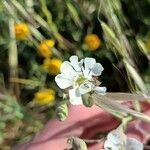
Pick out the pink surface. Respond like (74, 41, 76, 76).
(14, 102, 150, 150)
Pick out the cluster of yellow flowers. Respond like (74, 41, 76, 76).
(38, 40, 62, 75)
(14, 23, 61, 105)
(37, 39, 62, 75)
(14, 22, 62, 75)
(14, 23, 102, 106)
(34, 89, 56, 105)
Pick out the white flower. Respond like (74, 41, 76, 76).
(104, 129, 143, 150)
(55, 55, 106, 105)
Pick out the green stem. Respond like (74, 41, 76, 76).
(93, 97, 124, 120)
(39, 0, 67, 49)
(25, 0, 34, 13)
(120, 115, 132, 131)
(8, 17, 20, 98)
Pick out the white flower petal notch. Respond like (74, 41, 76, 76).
(55, 55, 106, 105)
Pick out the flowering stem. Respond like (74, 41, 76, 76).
(92, 92, 150, 122)
(120, 116, 132, 131)
(93, 93, 126, 120)
(83, 138, 104, 144)
(132, 100, 141, 112)
(94, 101, 124, 120)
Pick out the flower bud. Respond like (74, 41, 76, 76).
(82, 94, 94, 107)
(68, 137, 87, 150)
(56, 103, 68, 121)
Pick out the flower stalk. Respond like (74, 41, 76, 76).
(92, 92, 150, 122)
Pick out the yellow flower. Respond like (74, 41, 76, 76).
(84, 34, 101, 50)
(38, 40, 55, 58)
(15, 23, 30, 40)
(42, 58, 62, 75)
(34, 89, 56, 105)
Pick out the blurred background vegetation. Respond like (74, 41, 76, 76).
(0, 0, 150, 149)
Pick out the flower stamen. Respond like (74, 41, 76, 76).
(74, 74, 87, 86)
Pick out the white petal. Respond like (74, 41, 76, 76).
(104, 140, 119, 150)
(127, 138, 143, 150)
(83, 57, 96, 77)
(60, 61, 77, 79)
(107, 130, 121, 145)
(70, 55, 78, 62)
(107, 130, 126, 145)
(90, 63, 104, 76)
(55, 74, 73, 89)
(69, 55, 82, 72)
(84, 57, 96, 69)
(69, 88, 83, 105)
(79, 82, 94, 94)
(79, 59, 84, 68)
(94, 86, 106, 94)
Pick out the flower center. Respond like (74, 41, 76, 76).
(74, 74, 87, 86)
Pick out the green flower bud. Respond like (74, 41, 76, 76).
(68, 137, 88, 150)
(82, 94, 94, 107)
(56, 103, 68, 121)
